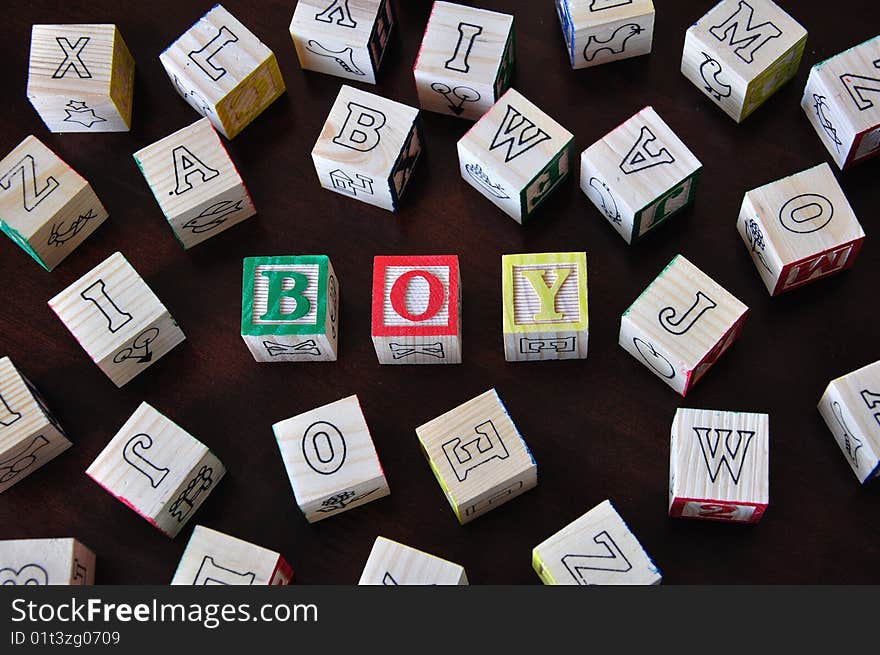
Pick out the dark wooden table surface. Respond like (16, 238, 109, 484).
(1, 0, 878, 585)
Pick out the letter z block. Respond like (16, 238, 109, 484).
(0, 538, 95, 585)
(416, 388, 537, 524)
(555, 0, 655, 69)
(359, 536, 467, 585)
(619, 254, 748, 396)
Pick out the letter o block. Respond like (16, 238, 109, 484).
(555, 0, 655, 69)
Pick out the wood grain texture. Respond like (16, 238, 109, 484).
(358, 536, 467, 584)
(0, 537, 95, 585)
(556, 0, 655, 70)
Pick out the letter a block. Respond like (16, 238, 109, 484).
(532, 499, 661, 585)
(416, 389, 537, 524)
(171, 525, 293, 585)
(737, 163, 864, 296)
(0, 357, 71, 494)
(682, 0, 807, 123)
(502, 252, 588, 362)
(48, 252, 186, 387)
(133, 118, 256, 249)
(555, 0, 655, 69)
(0, 538, 95, 585)
(371, 255, 461, 365)
(669, 408, 769, 523)
(619, 255, 748, 396)
(359, 537, 468, 585)
(160, 4, 286, 139)
(274, 395, 389, 523)
(458, 88, 573, 224)
(0, 136, 109, 271)
(86, 402, 225, 538)
(240, 255, 339, 362)
(580, 106, 701, 244)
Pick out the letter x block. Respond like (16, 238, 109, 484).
(133, 118, 256, 249)
(533, 499, 661, 585)
(737, 163, 865, 296)
(171, 525, 293, 585)
(0, 538, 95, 585)
(619, 255, 748, 396)
(580, 106, 701, 244)
(669, 408, 769, 523)
(274, 395, 389, 523)
(359, 537, 468, 585)
(0, 357, 71, 494)
(458, 88, 573, 224)
(818, 360, 880, 484)
(682, 0, 807, 123)
(86, 402, 225, 538)
(0, 136, 109, 271)
(160, 4, 286, 139)
(555, 0, 655, 69)
(502, 252, 588, 362)
(48, 252, 186, 387)
(416, 389, 537, 524)
(240, 255, 339, 362)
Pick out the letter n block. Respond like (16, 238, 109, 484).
(86, 402, 225, 538)
(555, 0, 655, 69)
(502, 252, 588, 362)
(359, 537, 468, 585)
(0, 538, 95, 585)
(371, 255, 461, 365)
(240, 255, 339, 362)
(416, 389, 537, 524)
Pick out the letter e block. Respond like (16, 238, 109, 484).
(0, 538, 95, 585)
(359, 536, 467, 585)
(555, 0, 655, 69)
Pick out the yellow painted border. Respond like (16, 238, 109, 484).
(109, 26, 136, 129)
(531, 549, 557, 585)
(502, 252, 588, 334)
(217, 53, 286, 139)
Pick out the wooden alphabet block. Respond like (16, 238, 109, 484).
(358, 536, 467, 585)
(801, 35, 880, 169)
(416, 388, 536, 524)
(413, 2, 515, 120)
(240, 255, 339, 362)
(501, 252, 588, 362)
(48, 252, 186, 387)
(0, 136, 109, 271)
(171, 525, 293, 585)
(580, 106, 701, 244)
(532, 499, 661, 585)
(289, 0, 395, 84)
(669, 408, 769, 523)
(818, 360, 880, 484)
(274, 395, 389, 522)
(0, 357, 71, 494)
(27, 24, 135, 133)
(86, 402, 225, 538)
(555, 0, 655, 69)
(681, 0, 807, 122)
(0, 538, 94, 585)
(133, 118, 256, 249)
(159, 4, 286, 139)
(312, 85, 422, 212)
(458, 88, 573, 223)
(619, 254, 748, 396)
(737, 163, 864, 296)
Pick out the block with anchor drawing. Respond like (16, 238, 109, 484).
(359, 536, 468, 585)
(0, 538, 95, 585)
(555, 0, 654, 69)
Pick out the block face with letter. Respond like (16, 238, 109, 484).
(359, 536, 467, 585)
(0, 538, 95, 585)
(555, 0, 655, 69)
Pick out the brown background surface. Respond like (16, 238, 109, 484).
(0, 0, 878, 584)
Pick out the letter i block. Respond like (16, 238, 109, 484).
(532, 499, 661, 585)
(416, 389, 537, 524)
(458, 88, 573, 224)
(371, 255, 461, 365)
(133, 118, 256, 249)
(0, 136, 109, 271)
(171, 526, 293, 585)
(619, 255, 748, 396)
(818, 360, 880, 484)
(274, 395, 390, 523)
(502, 252, 588, 362)
(580, 106, 701, 244)
(555, 0, 655, 69)
(159, 4, 286, 139)
(240, 255, 339, 362)
(413, 2, 515, 120)
(0, 538, 95, 585)
(669, 408, 769, 523)
(681, 0, 807, 123)
(48, 252, 186, 387)
(359, 537, 468, 585)
(0, 357, 71, 494)
(86, 402, 225, 538)
(737, 163, 865, 296)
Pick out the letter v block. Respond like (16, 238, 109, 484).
(359, 537, 468, 585)
(48, 252, 186, 387)
(555, 0, 655, 69)
(416, 389, 537, 524)
(240, 255, 339, 362)
(669, 408, 769, 523)
(0, 538, 95, 585)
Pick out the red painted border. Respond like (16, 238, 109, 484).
(773, 236, 865, 295)
(269, 556, 294, 585)
(844, 124, 880, 169)
(669, 497, 767, 524)
(683, 311, 748, 396)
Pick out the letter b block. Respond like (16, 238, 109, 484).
(0, 538, 95, 585)
(555, 0, 655, 69)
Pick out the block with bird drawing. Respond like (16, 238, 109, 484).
(555, 0, 654, 69)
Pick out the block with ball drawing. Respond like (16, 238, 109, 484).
(555, 0, 655, 69)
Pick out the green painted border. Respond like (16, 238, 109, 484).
(0, 220, 47, 270)
(519, 137, 575, 221)
(631, 168, 702, 242)
(240, 255, 328, 336)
